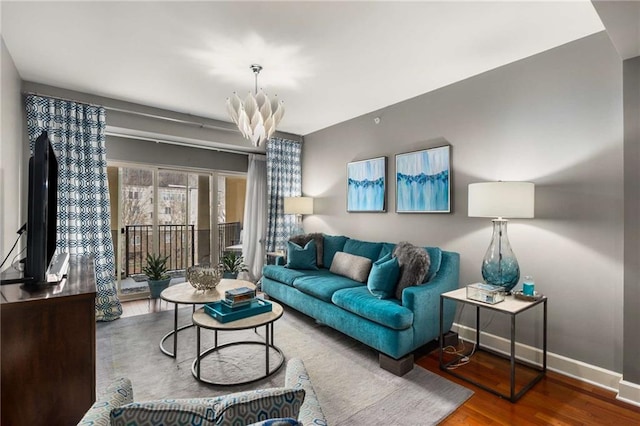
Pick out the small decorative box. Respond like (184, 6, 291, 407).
(224, 286, 256, 304)
(466, 283, 505, 304)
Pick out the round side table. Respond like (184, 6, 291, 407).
(159, 279, 256, 358)
(191, 300, 284, 386)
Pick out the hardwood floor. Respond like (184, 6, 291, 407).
(119, 299, 640, 424)
(415, 343, 640, 425)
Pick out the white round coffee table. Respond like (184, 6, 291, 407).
(159, 279, 256, 358)
(191, 300, 284, 386)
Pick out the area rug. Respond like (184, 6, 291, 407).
(97, 305, 473, 425)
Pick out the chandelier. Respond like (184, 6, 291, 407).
(226, 64, 285, 147)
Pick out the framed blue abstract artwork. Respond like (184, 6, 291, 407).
(347, 156, 387, 212)
(396, 145, 451, 213)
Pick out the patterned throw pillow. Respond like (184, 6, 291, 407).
(214, 388, 305, 425)
(110, 398, 219, 426)
(330, 251, 373, 283)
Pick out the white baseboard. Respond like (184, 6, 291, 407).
(618, 380, 640, 407)
(451, 323, 639, 405)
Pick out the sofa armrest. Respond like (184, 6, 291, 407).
(77, 377, 133, 426)
(285, 358, 326, 426)
(402, 251, 460, 344)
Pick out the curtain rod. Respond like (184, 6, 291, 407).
(23, 90, 239, 134)
(23, 90, 304, 143)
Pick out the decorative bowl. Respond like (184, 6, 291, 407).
(187, 264, 223, 291)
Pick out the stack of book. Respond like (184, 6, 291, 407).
(222, 286, 257, 309)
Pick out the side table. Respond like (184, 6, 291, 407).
(439, 287, 547, 402)
(159, 279, 256, 358)
(191, 301, 285, 386)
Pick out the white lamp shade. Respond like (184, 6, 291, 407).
(468, 182, 535, 218)
(284, 197, 314, 215)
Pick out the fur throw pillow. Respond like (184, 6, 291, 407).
(392, 241, 430, 299)
(288, 233, 324, 267)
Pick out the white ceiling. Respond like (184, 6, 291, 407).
(2, 1, 605, 137)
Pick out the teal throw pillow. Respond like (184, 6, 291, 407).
(322, 234, 348, 268)
(286, 240, 318, 270)
(367, 253, 400, 299)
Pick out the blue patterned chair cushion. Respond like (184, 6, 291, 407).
(285, 359, 327, 426)
(78, 377, 133, 426)
(215, 387, 305, 425)
(110, 398, 220, 426)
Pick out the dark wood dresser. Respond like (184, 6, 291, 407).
(1, 256, 97, 425)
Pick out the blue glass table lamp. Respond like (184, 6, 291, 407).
(468, 182, 535, 292)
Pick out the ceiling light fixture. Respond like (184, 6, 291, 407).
(226, 64, 285, 147)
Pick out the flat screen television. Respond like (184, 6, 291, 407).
(24, 131, 59, 285)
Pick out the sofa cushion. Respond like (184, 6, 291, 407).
(332, 286, 414, 330)
(323, 234, 348, 268)
(367, 253, 400, 299)
(293, 271, 364, 303)
(289, 233, 324, 268)
(263, 265, 307, 286)
(378, 242, 396, 260)
(330, 252, 372, 283)
(393, 242, 430, 299)
(286, 240, 318, 270)
(110, 398, 220, 426)
(423, 246, 442, 282)
(343, 238, 382, 262)
(214, 388, 305, 426)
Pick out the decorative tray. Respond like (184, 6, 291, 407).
(204, 298, 272, 323)
(512, 290, 544, 302)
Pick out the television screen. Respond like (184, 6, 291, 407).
(24, 131, 58, 284)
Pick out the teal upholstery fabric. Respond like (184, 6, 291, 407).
(110, 398, 219, 425)
(285, 359, 326, 426)
(262, 265, 306, 286)
(78, 377, 133, 426)
(343, 238, 382, 262)
(322, 234, 348, 268)
(423, 246, 443, 282)
(378, 242, 396, 260)
(332, 286, 413, 330)
(286, 240, 318, 270)
(214, 388, 305, 425)
(293, 272, 363, 303)
(367, 253, 400, 299)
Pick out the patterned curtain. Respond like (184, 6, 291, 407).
(25, 95, 122, 321)
(266, 137, 302, 252)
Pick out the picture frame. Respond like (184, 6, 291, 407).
(395, 145, 451, 213)
(347, 156, 387, 212)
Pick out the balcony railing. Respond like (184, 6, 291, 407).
(125, 225, 195, 276)
(123, 222, 242, 276)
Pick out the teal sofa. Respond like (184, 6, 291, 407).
(262, 236, 460, 374)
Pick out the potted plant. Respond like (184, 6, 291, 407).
(221, 251, 248, 279)
(142, 253, 171, 298)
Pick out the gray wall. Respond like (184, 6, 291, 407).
(303, 32, 625, 372)
(106, 135, 248, 172)
(1, 37, 26, 262)
(623, 55, 640, 383)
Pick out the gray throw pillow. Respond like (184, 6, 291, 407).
(289, 233, 324, 267)
(330, 252, 372, 283)
(392, 242, 430, 299)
